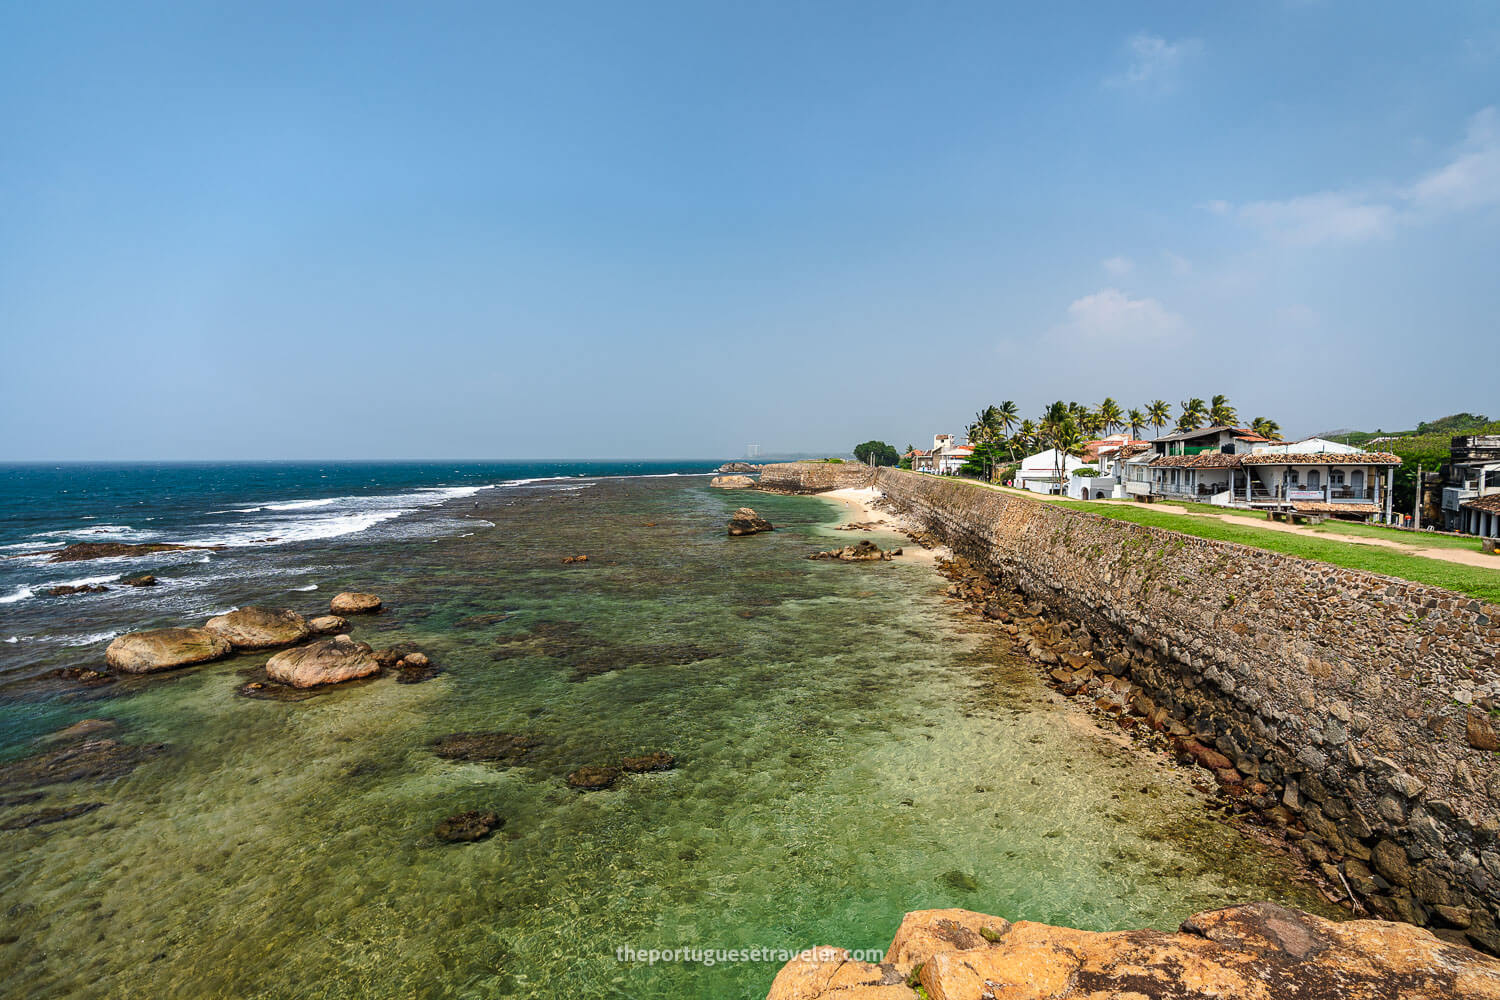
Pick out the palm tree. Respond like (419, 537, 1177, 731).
(1015, 419, 1038, 455)
(995, 400, 1019, 460)
(1040, 401, 1073, 491)
(1050, 417, 1086, 495)
(1251, 417, 1283, 440)
(1146, 400, 1171, 439)
(1079, 410, 1105, 438)
(1209, 394, 1238, 427)
(1127, 408, 1146, 440)
(1177, 397, 1208, 432)
(1098, 398, 1124, 436)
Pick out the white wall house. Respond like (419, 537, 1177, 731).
(1015, 449, 1087, 495)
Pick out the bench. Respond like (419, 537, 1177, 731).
(1267, 510, 1324, 526)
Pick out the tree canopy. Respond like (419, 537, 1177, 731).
(853, 440, 900, 466)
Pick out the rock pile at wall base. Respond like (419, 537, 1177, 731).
(765, 902, 1500, 999)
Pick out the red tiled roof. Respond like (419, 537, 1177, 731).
(1462, 494, 1500, 514)
(1233, 433, 1271, 442)
(1291, 501, 1381, 514)
(1242, 452, 1402, 466)
(1149, 453, 1244, 469)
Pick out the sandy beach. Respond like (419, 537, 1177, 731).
(817, 485, 948, 565)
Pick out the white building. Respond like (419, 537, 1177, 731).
(1015, 448, 1088, 495)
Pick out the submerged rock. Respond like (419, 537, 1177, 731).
(765, 901, 1500, 1000)
(48, 584, 109, 596)
(120, 573, 157, 587)
(710, 475, 755, 489)
(307, 615, 347, 636)
(434, 809, 503, 843)
(621, 751, 676, 773)
(205, 607, 310, 649)
(264, 635, 379, 688)
(561, 554, 589, 564)
(329, 592, 382, 615)
(0, 738, 167, 792)
(105, 628, 233, 674)
(808, 540, 897, 562)
(45, 541, 222, 563)
(432, 731, 543, 765)
(727, 507, 773, 536)
(566, 765, 621, 790)
(0, 801, 105, 830)
(50, 667, 115, 687)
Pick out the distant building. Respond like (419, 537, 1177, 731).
(1440, 436, 1500, 532)
(912, 434, 972, 475)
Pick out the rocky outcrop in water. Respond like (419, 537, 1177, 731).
(621, 751, 676, 773)
(711, 475, 755, 489)
(0, 737, 167, 792)
(330, 592, 382, 615)
(45, 541, 222, 562)
(432, 731, 543, 765)
(434, 809, 503, 843)
(716, 462, 761, 474)
(204, 607, 310, 649)
(728, 507, 774, 536)
(105, 628, 233, 673)
(566, 765, 620, 790)
(307, 615, 346, 635)
(808, 540, 900, 562)
(120, 573, 157, 587)
(265, 635, 379, 688)
(48, 583, 109, 596)
(766, 902, 1500, 999)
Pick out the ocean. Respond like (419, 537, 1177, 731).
(0, 462, 1334, 998)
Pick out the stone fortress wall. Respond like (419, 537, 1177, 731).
(852, 466, 1500, 952)
(756, 462, 877, 494)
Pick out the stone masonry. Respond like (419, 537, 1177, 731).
(861, 466, 1500, 953)
(757, 462, 876, 494)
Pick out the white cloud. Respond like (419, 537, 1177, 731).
(1106, 33, 1202, 93)
(1406, 107, 1500, 213)
(1216, 107, 1500, 245)
(1237, 192, 1395, 246)
(1102, 255, 1133, 276)
(1055, 288, 1186, 342)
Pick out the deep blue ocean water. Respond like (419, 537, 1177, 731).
(0, 461, 715, 684)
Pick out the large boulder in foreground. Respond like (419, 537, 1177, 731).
(765, 902, 1500, 999)
(710, 475, 755, 489)
(727, 507, 774, 536)
(330, 592, 382, 615)
(204, 607, 310, 649)
(265, 635, 379, 688)
(105, 628, 232, 674)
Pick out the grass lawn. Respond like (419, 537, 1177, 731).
(962, 483, 1500, 603)
(1143, 498, 1484, 551)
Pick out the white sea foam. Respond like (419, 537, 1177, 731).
(55, 630, 121, 647)
(293, 584, 318, 591)
(0, 586, 34, 605)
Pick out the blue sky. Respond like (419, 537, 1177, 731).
(2, 1, 1497, 459)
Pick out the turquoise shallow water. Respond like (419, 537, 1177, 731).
(0, 476, 1335, 998)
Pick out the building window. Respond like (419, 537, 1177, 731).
(1288, 469, 1299, 486)
(1329, 470, 1344, 486)
(1307, 470, 1321, 489)
(1352, 470, 1364, 492)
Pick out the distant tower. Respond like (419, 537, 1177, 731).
(747, 443, 761, 459)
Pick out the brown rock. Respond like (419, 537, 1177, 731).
(204, 607, 310, 649)
(264, 635, 379, 688)
(1467, 711, 1500, 752)
(120, 573, 157, 587)
(48, 584, 109, 596)
(329, 592, 382, 615)
(769, 901, 1500, 1000)
(561, 554, 589, 564)
(710, 475, 755, 488)
(307, 615, 347, 635)
(621, 751, 675, 773)
(105, 628, 233, 673)
(433, 809, 502, 843)
(400, 651, 430, 669)
(45, 541, 221, 563)
(884, 909, 1012, 976)
(565, 765, 621, 790)
(727, 507, 774, 536)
